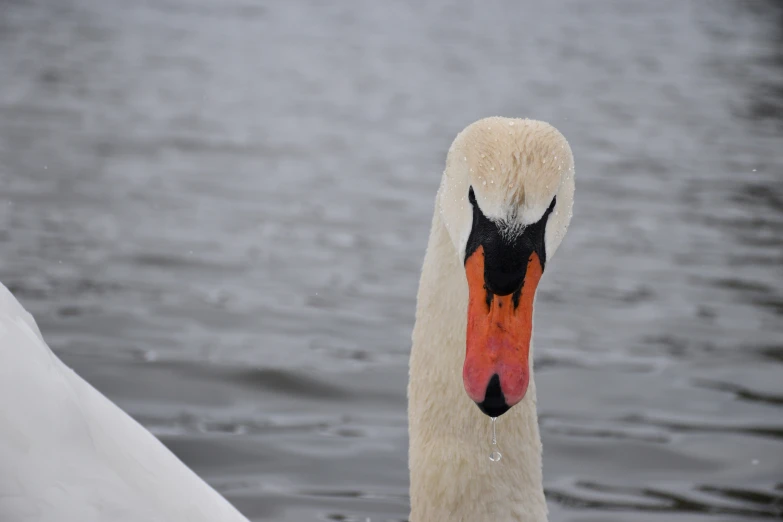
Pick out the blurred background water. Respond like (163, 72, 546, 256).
(1, 0, 782, 520)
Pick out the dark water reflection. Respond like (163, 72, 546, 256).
(1, 0, 782, 521)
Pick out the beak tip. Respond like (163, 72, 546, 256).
(476, 400, 511, 417)
(475, 374, 512, 417)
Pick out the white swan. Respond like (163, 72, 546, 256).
(0, 285, 248, 521)
(408, 117, 575, 522)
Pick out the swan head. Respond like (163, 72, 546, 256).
(438, 117, 575, 417)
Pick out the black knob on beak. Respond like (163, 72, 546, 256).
(477, 374, 510, 417)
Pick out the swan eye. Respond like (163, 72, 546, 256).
(464, 187, 556, 296)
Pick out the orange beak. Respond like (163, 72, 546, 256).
(463, 245, 543, 416)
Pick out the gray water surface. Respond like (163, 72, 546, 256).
(1, 0, 782, 520)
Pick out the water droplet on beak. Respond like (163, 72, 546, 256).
(489, 417, 502, 462)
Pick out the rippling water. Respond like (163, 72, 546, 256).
(1, 0, 782, 520)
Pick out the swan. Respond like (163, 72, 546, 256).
(408, 117, 575, 522)
(0, 285, 248, 521)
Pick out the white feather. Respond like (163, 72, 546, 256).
(0, 283, 248, 522)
